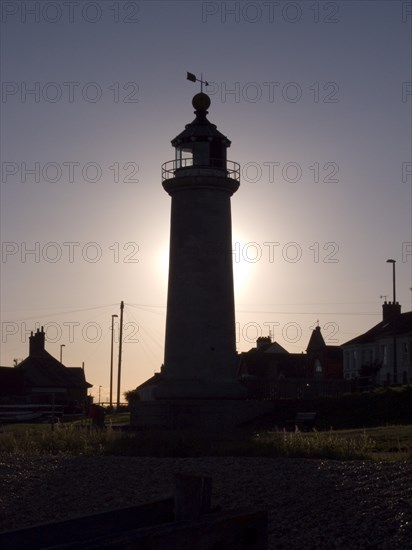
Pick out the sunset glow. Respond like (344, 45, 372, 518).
(1, 1, 411, 400)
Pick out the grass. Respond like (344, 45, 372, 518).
(71, 411, 131, 428)
(0, 422, 117, 455)
(3, 388, 411, 459)
(0, 421, 410, 461)
(254, 429, 375, 460)
(106, 411, 130, 425)
(327, 424, 412, 460)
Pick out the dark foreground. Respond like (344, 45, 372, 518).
(0, 455, 411, 549)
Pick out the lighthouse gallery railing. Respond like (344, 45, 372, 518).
(162, 158, 240, 183)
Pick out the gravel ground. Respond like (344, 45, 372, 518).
(0, 455, 411, 549)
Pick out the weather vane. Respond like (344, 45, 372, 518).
(187, 72, 209, 93)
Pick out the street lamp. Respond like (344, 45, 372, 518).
(98, 385, 102, 405)
(386, 259, 396, 303)
(110, 314, 118, 409)
(60, 344, 65, 363)
(386, 259, 397, 384)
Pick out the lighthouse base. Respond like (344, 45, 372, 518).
(130, 399, 273, 430)
(153, 378, 247, 400)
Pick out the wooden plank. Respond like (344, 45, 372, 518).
(0, 476, 268, 550)
(174, 473, 212, 521)
(42, 509, 268, 549)
(0, 497, 174, 550)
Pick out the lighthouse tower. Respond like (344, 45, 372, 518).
(156, 91, 245, 400)
(130, 89, 273, 428)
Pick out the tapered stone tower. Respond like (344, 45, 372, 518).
(131, 92, 271, 428)
(156, 91, 244, 400)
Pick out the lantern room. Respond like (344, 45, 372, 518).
(171, 92, 231, 171)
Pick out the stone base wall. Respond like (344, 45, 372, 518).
(130, 399, 273, 430)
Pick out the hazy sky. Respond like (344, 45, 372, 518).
(1, 0, 411, 400)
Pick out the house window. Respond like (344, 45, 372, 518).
(314, 359, 322, 378)
(175, 147, 193, 168)
(193, 142, 210, 166)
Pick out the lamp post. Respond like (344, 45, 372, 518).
(60, 344, 65, 363)
(386, 259, 396, 303)
(386, 259, 397, 384)
(109, 314, 118, 409)
(98, 385, 102, 405)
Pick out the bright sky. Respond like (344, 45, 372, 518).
(1, 1, 411, 401)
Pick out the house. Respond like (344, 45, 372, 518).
(306, 325, 343, 379)
(0, 327, 92, 412)
(238, 327, 346, 399)
(240, 327, 343, 381)
(131, 327, 347, 401)
(238, 336, 306, 381)
(341, 302, 412, 386)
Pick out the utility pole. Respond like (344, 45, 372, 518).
(110, 314, 118, 409)
(116, 301, 124, 408)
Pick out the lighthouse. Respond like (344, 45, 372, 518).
(156, 90, 245, 401)
(131, 84, 272, 428)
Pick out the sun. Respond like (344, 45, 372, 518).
(156, 243, 170, 281)
(232, 232, 254, 299)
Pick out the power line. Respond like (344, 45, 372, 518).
(236, 310, 380, 316)
(2, 304, 118, 322)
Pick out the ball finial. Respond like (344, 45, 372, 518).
(192, 92, 211, 112)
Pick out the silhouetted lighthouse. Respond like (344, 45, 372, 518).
(130, 87, 272, 427)
(156, 91, 245, 400)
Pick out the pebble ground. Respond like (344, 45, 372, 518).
(0, 455, 411, 548)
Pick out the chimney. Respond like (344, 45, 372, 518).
(382, 301, 401, 322)
(29, 326, 46, 357)
(256, 336, 271, 350)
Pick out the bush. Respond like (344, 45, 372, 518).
(295, 386, 412, 430)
